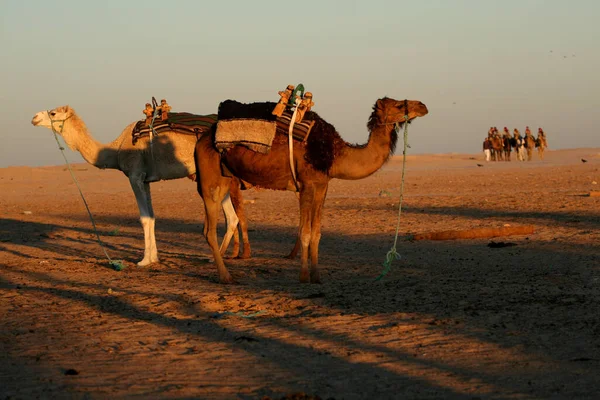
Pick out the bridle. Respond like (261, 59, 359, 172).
(47, 110, 73, 136)
(378, 99, 410, 126)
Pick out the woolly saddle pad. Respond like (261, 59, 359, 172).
(131, 113, 217, 145)
(215, 100, 277, 154)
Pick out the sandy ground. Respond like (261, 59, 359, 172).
(1, 148, 599, 399)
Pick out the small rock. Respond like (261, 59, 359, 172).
(23, 211, 32, 215)
(64, 368, 79, 376)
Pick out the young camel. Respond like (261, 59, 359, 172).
(31, 105, 251, 266)
(195, 97, 428, 284)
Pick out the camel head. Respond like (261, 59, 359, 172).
(372, 97, 428, 127)
(31, 105, 74, 130)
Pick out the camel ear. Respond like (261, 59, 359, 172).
(376, 99, 385, 110)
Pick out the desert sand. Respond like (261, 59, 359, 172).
(1, 148, 599, 399)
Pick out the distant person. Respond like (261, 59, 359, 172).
(537, 127, 547, 143)
(483, 137, 492, 161)
(513, 128, 525, 161)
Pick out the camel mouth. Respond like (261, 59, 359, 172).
(31, 116, 42, 126)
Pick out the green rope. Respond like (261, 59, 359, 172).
(214, 310, 267, 318)
(49, 115, 125, 271)
(375, 117, 410, 281)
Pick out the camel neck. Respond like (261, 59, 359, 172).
(329, 123, 395, 180)
(61, 116, 121, 169)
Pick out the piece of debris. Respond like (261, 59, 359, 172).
(235, 336, 259, 343)
(64, 368, 79, 376)
(303, 292, 326, 299)
(379, 189, 392, 197)
(488, 241, 517, 248)
(23, 211, 32, 215)
(581, 158, 588, 163)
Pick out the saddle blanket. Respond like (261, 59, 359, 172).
(131, 112, 217, 145)
(214, 100, 316, 154)
(215, 100, 277, 154)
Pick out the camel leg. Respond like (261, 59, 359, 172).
(308, 183, 328, 284)
(201, 182, 233, 284)
(219, 193, 239, 257)
(229, 180, 251, 259)
(286, 238, 301, 260)
(130, 176, 159, 266)
(143, 182, 158, 263)
(298, 187, 315, 283)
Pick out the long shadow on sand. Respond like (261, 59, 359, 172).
(1, 207, 599, 397)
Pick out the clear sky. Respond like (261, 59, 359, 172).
(1, 0, 598, 167)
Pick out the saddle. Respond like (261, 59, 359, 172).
(131, 97, 217, 145)
(214, 96, 316, 154)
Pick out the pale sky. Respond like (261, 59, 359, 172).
(1, 0, 598, 167)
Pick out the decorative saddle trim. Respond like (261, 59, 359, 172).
(276, 110, 315, 142)
(131, 112, 217, 145)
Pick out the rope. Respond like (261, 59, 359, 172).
(49, 113, 125, 271)
(212, 310, 267, 318)
(288, 97, 301, 191)
(375, 115, 410, 281)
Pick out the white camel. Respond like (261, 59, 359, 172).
(31, 105, 248, 266)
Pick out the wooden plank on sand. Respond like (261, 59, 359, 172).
(412, 225, 535, 241)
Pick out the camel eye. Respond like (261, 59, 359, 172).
(50, 112, 56, 116)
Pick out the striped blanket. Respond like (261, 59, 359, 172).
(276, 110, 315, 142)
(131, 112, 217, 145)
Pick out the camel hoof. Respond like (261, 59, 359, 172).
(299, 269, 310, 283)
(219, 274, 235, 284)
(310, 270, 322, 284)
(137, 258, 158, 267)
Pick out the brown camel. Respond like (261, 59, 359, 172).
(490, 135, 504, 161)
(501, 127, 512, 161)
(195, 97, 428, 284)
(524, 133, 536, 161)
(537, 128, 548, 160)
(32, 105, 251, 266)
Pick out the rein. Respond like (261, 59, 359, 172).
(48, 111, 124, 271)
(375, 99, 410, 281)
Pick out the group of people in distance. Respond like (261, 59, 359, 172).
(483, 126, 548, 162)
